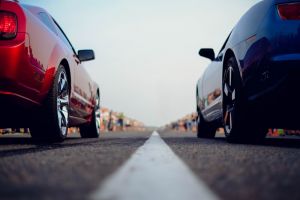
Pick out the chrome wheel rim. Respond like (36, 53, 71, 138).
(223, 64, 236, 135)
(95, 94, 101, 134)
(57, 70, 69, 136)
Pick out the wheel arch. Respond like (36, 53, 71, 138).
(223, 49, 243, 82)
(196, 86, 200, 113)
(96, 87, 100, 105)
(96, 87, 100, 106)
(59, 59, 71, 92)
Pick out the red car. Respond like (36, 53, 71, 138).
(0, 0, 100, 142)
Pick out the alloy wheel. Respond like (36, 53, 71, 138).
(56, 70, 69, 136)
(223, 63, 236, 136)
(95, 94, 101, 134)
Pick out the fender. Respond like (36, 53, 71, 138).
(39, 43, 69, 101)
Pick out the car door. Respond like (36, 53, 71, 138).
(201, 56, 223, 121)
(202, 34, 231, 121)
(73, 61, 94, 119)
(52, 20, 93, 119)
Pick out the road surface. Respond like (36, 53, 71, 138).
(0, 130, 300, 200)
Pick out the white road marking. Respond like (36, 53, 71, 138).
(91, 131, 219, 200)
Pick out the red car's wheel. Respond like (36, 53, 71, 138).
(80, 92, 100, 138)
(30, 65, 70, 142)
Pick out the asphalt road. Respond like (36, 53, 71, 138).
(0, 131, 152, 200)
(0, 130, 300, 200)
(160, 130, 300, 200)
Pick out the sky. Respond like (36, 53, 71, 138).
(20, 0, 260, 126)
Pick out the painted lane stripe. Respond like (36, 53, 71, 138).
(91, 131, 219, 200)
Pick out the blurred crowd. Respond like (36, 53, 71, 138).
(166, 112, 300, 137)
(0, 107, 145, 135)
(99, 107, 145, 132)
(0, 128, 30, 134)
(165, 113, 198, 132)
(267, 129, 300, 137)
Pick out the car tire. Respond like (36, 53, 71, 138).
(30, 65, 70, 142)
(197, 110, 216, 138)
(80, 92, 100, 138)
(223, 57, 266, 143)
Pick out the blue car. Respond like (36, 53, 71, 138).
(196, 0, 300, 143)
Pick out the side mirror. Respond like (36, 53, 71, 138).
(78, 49, 95, 62)
(199, 48, 215, 61)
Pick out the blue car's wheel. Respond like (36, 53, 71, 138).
(223, 57, 266, 143)
(196, 110, 217, 138)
